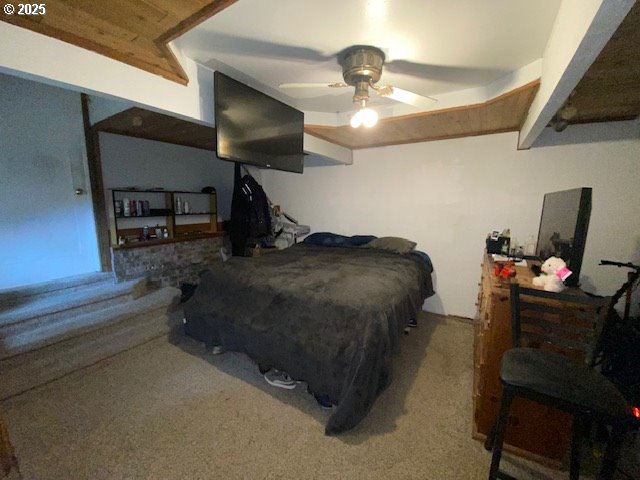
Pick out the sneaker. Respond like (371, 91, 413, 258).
(264, 369, 297, 389)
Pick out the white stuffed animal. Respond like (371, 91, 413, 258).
(532, 256, 572, 292)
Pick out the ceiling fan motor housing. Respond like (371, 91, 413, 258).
(340, 45, 384, 89)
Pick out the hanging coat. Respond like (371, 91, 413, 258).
(230, 168, 272, 256)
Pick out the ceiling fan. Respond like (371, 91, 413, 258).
(279, 45, 437, 128)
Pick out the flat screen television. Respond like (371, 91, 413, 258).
(535, 187, 592, 287)
(214, 71, 304, 174)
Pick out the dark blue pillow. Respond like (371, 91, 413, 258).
(304, 232, 377, 247)
(348, 235, 378, 246)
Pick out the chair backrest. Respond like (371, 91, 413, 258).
(509, 283, 611, 366)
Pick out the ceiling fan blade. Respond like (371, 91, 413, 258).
(385, 59, 507, 86)
(279, 82, 348, 89)
(377, 86, 437, 108)
(179, 31, 335, 64)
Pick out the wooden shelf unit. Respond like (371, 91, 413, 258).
(109, 189, 217, 247)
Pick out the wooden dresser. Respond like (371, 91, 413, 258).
(473, 252, 573, 464)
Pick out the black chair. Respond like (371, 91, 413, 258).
(486, 283, 632, 480)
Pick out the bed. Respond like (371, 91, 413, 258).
(183, 240, 434, 434)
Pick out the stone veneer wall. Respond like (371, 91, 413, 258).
(111, 237, 225, 287)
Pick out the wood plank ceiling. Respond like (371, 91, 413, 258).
(305, 81, 540, 149)
(569, 2, 640, 124)
(0, 0, 237, 84)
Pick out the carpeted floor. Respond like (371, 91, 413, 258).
(0, 313, 624, 479)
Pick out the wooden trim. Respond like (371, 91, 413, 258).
(81, 94, 112, 272)
(112, 231, 226, 250)
(157, 0, 239, 45)
(155, 42, 189, 86)
(351, 127, 520, 150)
(303, 126, 353, 149)
(305, 125, 521, 150)
(97, 127, 215, 152)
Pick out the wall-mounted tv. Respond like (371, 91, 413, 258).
(214, 71, 304, 174)
(535, 187, 592, 287)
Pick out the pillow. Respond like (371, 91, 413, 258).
(304, 232, 351, 247)
(347, 235, 378, 246)
(304, 232, 378, 247)
(362, 237, 417, 254)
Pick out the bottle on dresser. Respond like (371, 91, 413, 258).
(525, 235, 537, 256)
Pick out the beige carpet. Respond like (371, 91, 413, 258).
(0, 314, 600, 479)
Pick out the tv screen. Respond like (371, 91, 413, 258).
(214, 71, 304, 174)
(535, 187, 592, 287)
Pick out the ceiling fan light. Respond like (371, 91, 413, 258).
(361, 108, 378, 127)
(350, 112, 363, 128)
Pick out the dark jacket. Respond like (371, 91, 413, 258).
(230, 173, 271, 256)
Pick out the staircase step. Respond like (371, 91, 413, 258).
(0, 286, 181, 400)
(0, 272, 113, 307)
(0, 277, 148, 336)
(1, 284, 169, 359)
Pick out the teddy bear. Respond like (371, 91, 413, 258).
(532, 256, 573, 292)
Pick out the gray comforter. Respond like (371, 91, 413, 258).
(183, 243, 434, 434)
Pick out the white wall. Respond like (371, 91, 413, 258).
(99, 133, 235, 219)
(260, 125, 640, 318)
(0, 74, 100, 288)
